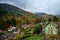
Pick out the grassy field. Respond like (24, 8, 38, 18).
(23, 34, 44, 40)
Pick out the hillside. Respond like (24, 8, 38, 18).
(0, 3, 40, 29)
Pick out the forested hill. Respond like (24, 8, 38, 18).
(0, 3, 40, 29)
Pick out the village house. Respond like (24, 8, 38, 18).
(8, 26, 16, 32)
(44, 22, 58, 35)
(8, 25, 20, 34)
(43, 22, 60, 40)
(22, 24, 34, 29)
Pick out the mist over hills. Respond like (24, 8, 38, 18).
(34, 12, 60, 17)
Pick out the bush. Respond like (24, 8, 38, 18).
(34, 23, 42, 34)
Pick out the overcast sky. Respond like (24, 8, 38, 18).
(0, 0, 60, 15)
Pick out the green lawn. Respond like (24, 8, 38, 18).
(23, 34, 44, 40)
